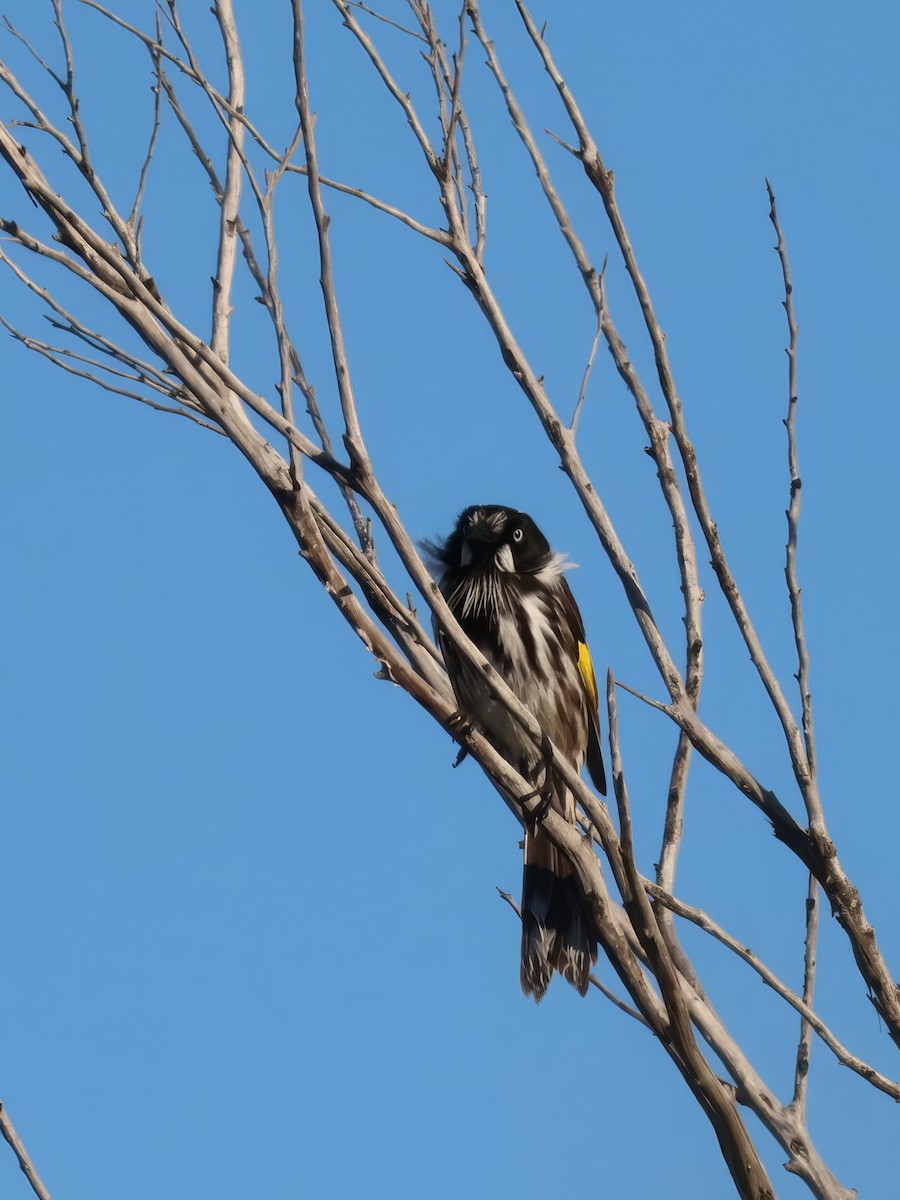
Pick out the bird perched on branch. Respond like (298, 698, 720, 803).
(427, 505, 606, 1001)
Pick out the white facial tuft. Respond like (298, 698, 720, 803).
(495, 543, 515, 572)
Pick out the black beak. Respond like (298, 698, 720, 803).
(463, 512, 500, 544)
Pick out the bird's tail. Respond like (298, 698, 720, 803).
(520, 819, 597, 1002)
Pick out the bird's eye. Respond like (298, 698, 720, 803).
(512, 527, 524, 543)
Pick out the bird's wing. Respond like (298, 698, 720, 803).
(559, 577, 607, 795)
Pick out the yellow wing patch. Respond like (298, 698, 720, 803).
(577, 640, 598, 707)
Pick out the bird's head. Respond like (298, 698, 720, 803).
(439, 505, 552, 574)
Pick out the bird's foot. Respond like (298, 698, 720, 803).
(448, 710, 473, 767)
(448, 709, 473, 738)
(521, 741, 555, 829)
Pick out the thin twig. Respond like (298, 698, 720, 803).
(0, 1100, 52, 1200)
(791, 875, 820, 1115)
(2, 320, 225, 433)
(570, 277, 603, 436)
(424, 3, 486, 260)
(442, 3, 468, 192)
(614, 679, 674, 715)
(768, 180, 820, 811)
(5, 320, 184, 398)
(47, 0, 142, 266)
(0, 246, 162, 383)
(295, 1, 369, 468)
(128, 19, 163, 239)
(331, 0, 442, 176)
(347, 1, 428, 41)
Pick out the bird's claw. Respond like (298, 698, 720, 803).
(519, 787, 553, 832)
(448, 710, 474, 767)
(520, 753, 555, 830)
(448, 709, 474, 739)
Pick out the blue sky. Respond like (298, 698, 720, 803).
(1, 2, 899, 1197)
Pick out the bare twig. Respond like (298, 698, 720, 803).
(331, 0, 442, 176)
(570, 302, 602, 436)
(128, 19, 163, 240)
(792, 875, 821, 1115)
(1, 319, 224, 432)
(442, 4, 468, 187)
(208, 0, 246, 366)
(422, 4, 486, 260)
(347, 1, 428, 41)
(0, 1100, 52, 1200)
(294, 1, 370, 468)
(614, 679, 674, 715)
(45, 0, 143, 266)
(768, 180, 820, 804)
(587, 972, 653, 1028)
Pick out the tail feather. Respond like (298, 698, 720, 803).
(520, 865, 556, 1002)
(520, 831, 597, 1002)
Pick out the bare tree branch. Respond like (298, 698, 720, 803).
(791, 875, 821, 1116)
(348, 1, 428, 42)
(768, 179, 820, 794)
(208, 0, 246, 365)
(0, 7, 895, 1196)
(570, 298, 602, 436)
(128, 30, 163, 252)
(0, 1100, 52, 1200)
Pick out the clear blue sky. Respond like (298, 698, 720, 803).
(1, 2, 899, 1197)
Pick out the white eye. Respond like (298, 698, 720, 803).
(512, 528, 524, 543)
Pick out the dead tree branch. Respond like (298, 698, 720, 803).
(0, 5, 892, 1197)
(0, 1101, 52, 1200)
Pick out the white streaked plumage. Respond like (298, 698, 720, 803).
(427, 504, 606, 1002)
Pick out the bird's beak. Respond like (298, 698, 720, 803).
(459, 511, 503, 567)
(463, 512, 501, 545)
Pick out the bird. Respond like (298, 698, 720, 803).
(427, 505, 606, 1001)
